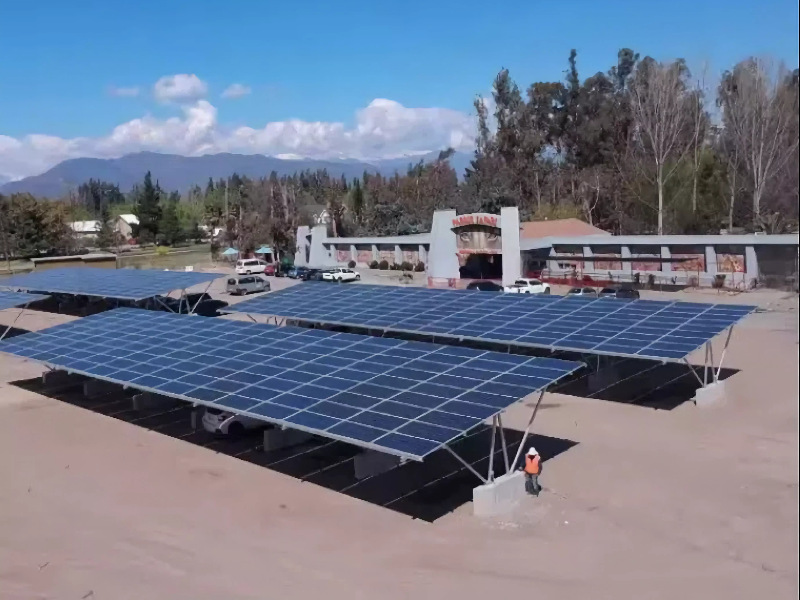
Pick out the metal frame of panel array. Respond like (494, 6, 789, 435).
(0, 267, 222, 301)
(0, 308, 584, 461)
(225, 284, 756, 362)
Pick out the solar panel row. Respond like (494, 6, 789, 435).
(0, 290, 50, 311)
(226, 284, 755, 362)
(0, 308, 583, 460)
(0, 267, 221, 301)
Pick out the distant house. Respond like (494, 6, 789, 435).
(116, 214, 139, 240)
(70, 220, 101, 240)
(69, 214, 139, 244)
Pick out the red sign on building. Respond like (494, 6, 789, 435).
(451, 214, 498, 229)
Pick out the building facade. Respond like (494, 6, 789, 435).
(295, 209, 799, 290)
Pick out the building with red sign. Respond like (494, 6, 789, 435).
(294, 210, 798, 290)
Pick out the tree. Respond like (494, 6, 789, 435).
(629, 58, 694, 234)
(159, 194, 182, 245)
(134, 171, 161, 243)
(717, 58, 800, 229)
(95, 203, 117, 250)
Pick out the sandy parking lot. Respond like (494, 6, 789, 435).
(0, 274, 797, 600)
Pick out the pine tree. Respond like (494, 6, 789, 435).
(135, 171, 161, 243)
(159, 195, 182, 246)
(96, 203, 116, 249)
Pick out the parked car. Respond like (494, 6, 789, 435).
(302, 268, 326, 281)
(235, 259, 270, 275)
(226, 275, 270, 295)
(322, 267, 361, 282)
(263, 263, 276, 276)
(599, 286, 640, 299)
(287, 266, 309, 279)
(503, 278, 551, 294)
(567, 286, 598, 297)
(466, 280, 504, 292)
(201, 407, 265, 436)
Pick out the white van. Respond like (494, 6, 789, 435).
(235, 259, 269, 275)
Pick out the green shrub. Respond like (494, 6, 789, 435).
(369, 260, 379, 269)
(348, 260, 356, 268)
(400, 261, 413, 271)
(414, 261, 425, 272)
(378, 259, 389, 270)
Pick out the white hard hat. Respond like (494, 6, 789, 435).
(527, 447, 538, 456)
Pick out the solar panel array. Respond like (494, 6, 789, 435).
(0, 308, 583, 460)
(0, 290, 50, 311)
(0, 267, 221, 301)
(226, 284, 756, 362)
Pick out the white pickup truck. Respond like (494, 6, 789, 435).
(503, 278, 551, 294)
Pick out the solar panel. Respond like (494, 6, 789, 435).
(225, 284, 756, 362)
(0, 308, 583, 460)
(0, 290, 50, 311)
(0, 267, 222, 301)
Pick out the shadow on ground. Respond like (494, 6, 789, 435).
(11, 375, 577, 522)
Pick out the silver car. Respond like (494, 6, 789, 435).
(226, 275, 269, 295)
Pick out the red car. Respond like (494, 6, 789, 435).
(263, 263, 276, 276)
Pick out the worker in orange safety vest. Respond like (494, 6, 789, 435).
(523, 447, 542, 496)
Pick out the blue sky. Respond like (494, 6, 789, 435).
(0, 0, 797, 179)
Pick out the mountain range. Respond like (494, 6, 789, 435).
(0, 151, 473, 198)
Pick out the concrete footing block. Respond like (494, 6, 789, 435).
(693, 379, 727, 407)
(262, 427, 313, 451)
(132, 392, 177, 411)
(472, 470, 527, 517)
(41, 370, 81, 387)
(83, 379, 121, 398)
(354, 450, 400, 480)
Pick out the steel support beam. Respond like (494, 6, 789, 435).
(0, 302, 31, 341)
(443, 445, 488, 484)
(508, 390, 545, 475)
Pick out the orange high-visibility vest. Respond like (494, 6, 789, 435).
(524, 455, 540, 475)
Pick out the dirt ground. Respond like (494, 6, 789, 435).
(0, 272, 797, 600)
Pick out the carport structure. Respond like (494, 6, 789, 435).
(225, 284, 758, 398)
(0, 308, 584, 513)
(0, 267, 223, 314)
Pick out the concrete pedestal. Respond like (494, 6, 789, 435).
(41, 370, 82, 388)
(354, 450, 400, 480)
(83, 379, 121, 398)
(693, 380, 727, 407)
(132, 392, 177, 411)
(262, 428, 313, 451)
(472, 470, 527, 517)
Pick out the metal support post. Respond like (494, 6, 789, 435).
(708, 342, 716, 382)
(487, 416, 497, 482)
(246, 314, 258, 323)
(152, 296, 176, 313)
(443, 445, 488, 484)
(715, 326, 734, 381)
(497, 414, 510, 474)
(189, 281, 214, 314)
(509, 390, 546, 474)
(0, 302, 31, 341)
(682, 358, 705, 386)
(703, 343, 710, 386)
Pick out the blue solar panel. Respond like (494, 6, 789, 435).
(224, 284, 756, 362)
(0, 267, 221, 301)
(0, 308, 583, 460)
(0, 290, 49, 311)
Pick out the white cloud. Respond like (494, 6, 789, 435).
(0, 98, 477, 181)
(153, 74, 208, 104)
(221, 83, 251, 99)
(108, 86, 141, 98)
